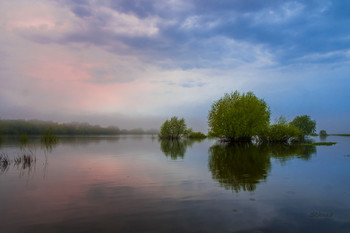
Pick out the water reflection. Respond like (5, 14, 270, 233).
(209, 143, 271, 192)
(269, 144, 316, 163)
(41, 139, 57, 152)
(0, 152, 37, 176)
(0, 153, 10, 173)
(208, 143, 317, 192)
(160, 139, 205, 160)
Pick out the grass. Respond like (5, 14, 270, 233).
(41, 131, 58, 144)
(303, 142, 337, 146)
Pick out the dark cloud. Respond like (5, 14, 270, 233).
(41, 0, 350, 68)
(71, 6, 92, 18)
(109, 0, 157, 19)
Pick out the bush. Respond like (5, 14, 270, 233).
(260, 123, 303, 143)
(208, 91, 270, 142)
(319, 130, 328, 137)
(159, 116, 187, 139)
(188, 132, 207, 139)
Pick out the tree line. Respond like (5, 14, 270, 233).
(160, 90, 320, 143)
(0, 119, 158, 136)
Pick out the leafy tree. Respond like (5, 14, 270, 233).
(290, 115, 316, 136)
(208, 91, 270, 141)
(159, 116, 187, 139)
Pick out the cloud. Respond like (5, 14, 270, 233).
(7, 0, 347, 68)
(1, 0, 350, 132)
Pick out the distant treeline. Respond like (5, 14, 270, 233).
(0, 119, 158, 135)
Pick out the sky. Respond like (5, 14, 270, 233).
(0, 0, 349, 133)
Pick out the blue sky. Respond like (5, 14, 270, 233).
(0, 0, 349, 132)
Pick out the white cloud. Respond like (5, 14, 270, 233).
(97, 6, 160, 37)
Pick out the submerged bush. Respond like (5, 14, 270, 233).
(188, 132, 207, 139)
(159, 116, 188, 139)
(259, 117, 303, 143)
(319, 130, 328, 137)
(208, 91, 270, 142)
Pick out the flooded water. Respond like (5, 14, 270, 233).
(0, 135, 349, 233)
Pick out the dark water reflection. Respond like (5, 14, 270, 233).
(160, 138, 205, 160)
(208, 143, 316, 192)
(209, 143, 271, 192)
(0, 136, 350, 233)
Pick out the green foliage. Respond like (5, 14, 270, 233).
(159, 116, 187, 139)
(188, 131, 207, 139)
(259, 117, 303, 143)
(208, 91, 270, 141)
(319, 130, 328, 137)
(291, 115, 316, 136)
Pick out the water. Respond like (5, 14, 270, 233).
(0, 135, 349, 233)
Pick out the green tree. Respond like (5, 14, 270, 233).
(159, 116, 187, 139)
(290, 115, 316, 136)
(208, 91, 270, 142)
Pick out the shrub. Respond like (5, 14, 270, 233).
(188, 132, 207, 139)
(208, 91, 270, 142)
(319, 130, 328, 137)
(159, 116, 187, 139)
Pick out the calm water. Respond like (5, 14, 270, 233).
(0, 135, 349, 233)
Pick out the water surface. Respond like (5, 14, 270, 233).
(0, 135, 349, 232)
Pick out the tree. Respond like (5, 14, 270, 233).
(159, 116, 187, 139)
(290, 115, 316, 136)
(208, 91, 270, 142)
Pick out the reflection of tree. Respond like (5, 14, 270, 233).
(208, 143, 271, 192)
(208, 143, 317, 192)
(41, 140, 58, 153)
(268, 144, 316, 163)
(0, 153, 10, 174)
(160, 139, 204, 160)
